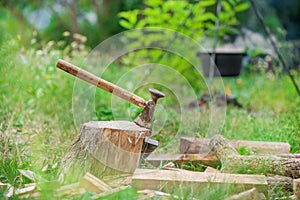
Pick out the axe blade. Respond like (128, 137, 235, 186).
(141, 137, 158, 158)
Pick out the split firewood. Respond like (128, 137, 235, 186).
(276, 154, 300, 159)
(59, 121, 150, 183)
(15, 183, 37, 195)
(146, 153, 219, 168)
(180, 137, 290, 154)
(204, 166, 220, 173)
(1, 183, 39, 199)
(104, 176, 132, 188)
(18, 187, 40, 200)
(79, 172, 112, 194)
(102, 173, 132, 188)
(209, 135, 300, 179)
(18, 169, 45, 182)
(0, 183, 14, 198)
(225, 187, 266, 200)
(132, 169, 268, 194)
(227, 188, 265, 200)
(266, 175, 293, 191)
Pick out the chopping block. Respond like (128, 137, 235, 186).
(59, 121, 150, 183)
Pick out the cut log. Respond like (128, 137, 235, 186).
(80, 172, 112, 193)
(294, 178, 300, 199)
(205, 166, 220, 173)
(102, 174, 132, 188)
(146, 153, 219, 168)
(180, 137, 290, 154)
(277, 154, 300, 159)
(180, 137, 212, 154)
(132, 169, 268, 195)
(226, 188, 261, 200)
(266, 175, 293, 191)
(59, 121, 150, 183)
(209, 135, 300, 179)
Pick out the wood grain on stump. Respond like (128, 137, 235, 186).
(59, 121, 150, 183)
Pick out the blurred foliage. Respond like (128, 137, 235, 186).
(0, 0, 143, 48)
(117, 0, 250, 93)
(119, 0, 250, 39)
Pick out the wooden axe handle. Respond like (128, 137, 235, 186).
(56, 59, 146, 108)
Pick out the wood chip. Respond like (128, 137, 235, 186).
(18, 169, 45, 182)
(204, 166, 220, 173)
(15, 183, 36, 195)
(80, 172, 112, 193)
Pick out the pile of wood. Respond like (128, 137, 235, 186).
(5, 123, 300, 199)
(144, 135, 300, 199)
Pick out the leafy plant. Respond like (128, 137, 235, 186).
(117, 0, 250, 93)
(119, 0, 250, 39)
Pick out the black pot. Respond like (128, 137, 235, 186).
(198, 50, 245, 77)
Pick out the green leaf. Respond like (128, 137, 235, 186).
(119, 20, 133, 29)
(222, 1, 232, 12)
(228, 0, 236, 6)
(198, 12, 216, 21)
(118, 11, 130, 19)
(135, 20, 147, 28)
(234, 3, 250, 12)
(199, 0, 217, 7)
(144, 0, 162, 7)
(162, 1, 176, 12)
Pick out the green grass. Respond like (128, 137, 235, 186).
(0, 34, 299, 199)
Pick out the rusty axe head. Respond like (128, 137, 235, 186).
(134, 88, 165, 132)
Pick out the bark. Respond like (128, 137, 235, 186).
(294, 179, 300, 199)
(180, 136, 290, 155)
(266, 175, 293, 191)
(209, 135, 300, 179)
(59, 121, 149, 183)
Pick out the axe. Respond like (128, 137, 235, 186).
(56, 59, 165, 155)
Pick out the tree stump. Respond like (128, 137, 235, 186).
(209, 135, 300, 179)
(59, 121, 150, 183)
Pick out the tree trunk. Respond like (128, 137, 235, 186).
(59, 121, 150, 183)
